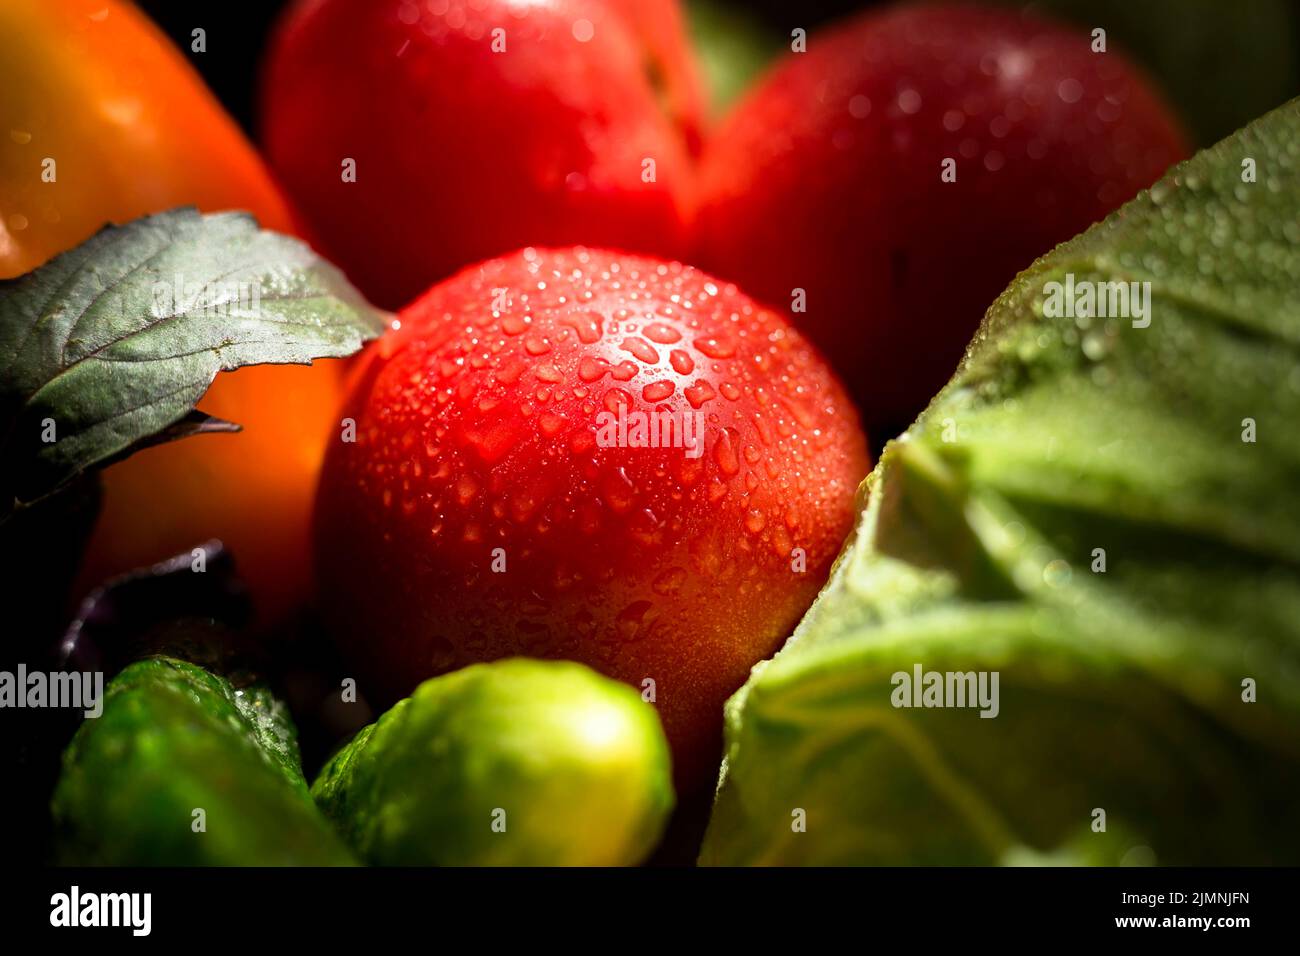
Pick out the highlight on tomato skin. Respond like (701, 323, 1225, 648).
(312, 246, 870, 790)
(0, 0, 346, 623)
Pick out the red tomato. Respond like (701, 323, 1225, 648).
(694, 3, 1189, 431)
(260, 0, 702, 310)
(313, 247, 869, 787)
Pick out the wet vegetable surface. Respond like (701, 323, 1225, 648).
(702, 98, 1300, 866)
(313, 659, 674, 866)
(53, 657, 355, 866)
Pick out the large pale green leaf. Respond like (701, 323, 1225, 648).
(0, 208, 384, 517)
(701, 99, 1300, 865)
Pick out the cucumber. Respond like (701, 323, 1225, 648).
(51, 656, 354, 866)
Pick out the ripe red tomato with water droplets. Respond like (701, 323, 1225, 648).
(313, 248, 869, 788)
(694, 3, 1189, 434)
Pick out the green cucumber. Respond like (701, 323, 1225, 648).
(52, 656, 354, 866)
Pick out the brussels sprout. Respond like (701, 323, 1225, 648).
(701, 99, 1300, 866)
(313, 659, 674, 866)
(52, 657, 355, 866)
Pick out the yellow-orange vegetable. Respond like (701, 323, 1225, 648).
(0, 0, 343, 622)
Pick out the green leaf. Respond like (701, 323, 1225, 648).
(701, 98, 1300, 865)
(0, 208, 384, 517)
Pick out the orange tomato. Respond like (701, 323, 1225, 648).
(0, 0, 344, 623)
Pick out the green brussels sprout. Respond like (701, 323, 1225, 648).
(701, 98, 1300, 866)
(52, 656, 355, 866)
(313, 658, 674, 866)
